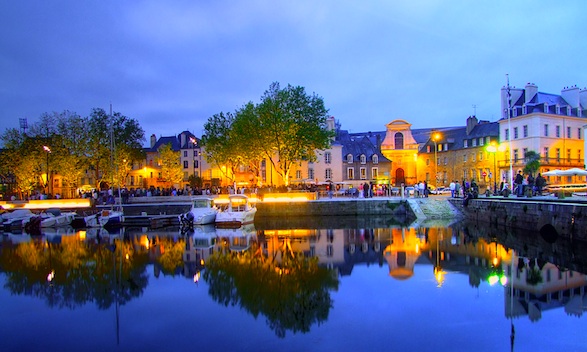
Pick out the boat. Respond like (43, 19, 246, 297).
(215, 194, 257, 227)
(1, 209, 36, 232)
(84, 208, 124, 228)
(178, 197, 218, 228)
(35, 208, 77, 228)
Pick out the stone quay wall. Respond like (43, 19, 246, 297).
(449, 196, 587, 242)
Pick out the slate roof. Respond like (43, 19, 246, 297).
(147, 136, 180, 152)
(336, 130, 391, 163)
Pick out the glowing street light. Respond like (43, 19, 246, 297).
(486, 142, 506, 195)
(43, 145, 51, 195)
(431, 132, 441, 189)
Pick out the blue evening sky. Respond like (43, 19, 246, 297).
(1, 1, 586, 146)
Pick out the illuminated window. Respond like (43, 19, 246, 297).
(347, 168, 354, 179)
(372, 168, 378, 179)
(360, 167, 366, 180)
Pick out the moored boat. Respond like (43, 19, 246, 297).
(84, 208, 124, 228)
(178, 197, 218, 228)
(215, 194, 257, 228)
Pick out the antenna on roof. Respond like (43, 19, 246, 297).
(472, 104, 477, 117)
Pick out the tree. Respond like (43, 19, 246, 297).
(255, 82, 333, 186)
(86, 108, 145, 189)
(523, 150, 541, 176)
(157, 143, 183, 188)
(201, 112, 241, 184)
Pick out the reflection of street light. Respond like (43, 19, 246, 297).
(431, 132, 441, 189)
(43, 145, 51, 195)
(486, 142, 506, 195)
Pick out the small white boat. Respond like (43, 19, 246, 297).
(36, 208, 77, 228)
(178, 197, 218, 227)
(1, 209, 35, 231)
(215, 194, 257, 227)
(84, 208, 124, 228)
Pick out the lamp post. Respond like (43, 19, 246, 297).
(432, 133, 441, 189)
(487, 142, 506, 195)
(43, 145, 51, 196)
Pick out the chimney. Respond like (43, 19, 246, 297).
(150, 134, 157, 148)
(524, 83, 538, 104)
(562, 85, 580, 109)
(501, 86, 524, 118)
(466, 115, 478, 135)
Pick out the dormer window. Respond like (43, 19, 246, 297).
(372, 155, 379, 164)
(464, 140, 468, 148)
(347, 154, 353, 163)
(522, 105, 527, 115)
(360, 154, 366, 164)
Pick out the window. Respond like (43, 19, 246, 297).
(325, 152, 331, 164)
(193, 150, 198, 157)
(296, 170, 301, 179)
(372, 168, 378, 179)
(479, 138, 484, 146)
(463, 154, 468, 163)
(472, 153, 476, 162)
(523, 125, 528, 137)
(513, 149, 519, 163)
(523, 148, 528, 158)
(394, 132, 404, 149)
(347, 167, 354, 180)
(514, 127, 518, 139)
(360, 167, 366, 180)
(464, 140, 468, 148)
(578, 150, 582, 163)
(544, 147, 549, 162)
(444, 157, 447, 165)
(567, 149, 571, 163)
(183, 151, 188, 157)
(556, 125, 561, 138)
(346, 154, 353, 163)
(472, 139, 477, 147)
(505, 129, 509, 140)
(544, 124, 549, 137)
(325, 168, 332, 180)
(308, 168, 314, 180)
(578, 128, 582, 139)
(372, 155, 379, 164)
(556, 148, 561, 162)
(486, 136, 491, 144)
(183, 161, 188, 168)
(360, 154, 366, 164)
(479, 152, 483, 161)
(194, 160, 198, 168)
(426, 158, 430, 166)
(567, 126, 571, 138)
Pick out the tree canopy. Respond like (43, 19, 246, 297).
(0, 108, 145, 198)
(202, 82, 333, 186)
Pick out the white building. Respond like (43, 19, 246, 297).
(500, 82, 587, 183)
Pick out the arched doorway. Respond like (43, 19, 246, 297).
(395, 168, 405, 186)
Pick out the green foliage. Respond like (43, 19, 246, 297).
(202, 82, 333, 186)
(523, 150, 540, 176)
(157, 143, 184, 187)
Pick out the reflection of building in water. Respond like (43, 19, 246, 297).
(506, 256, 587, 322)
(383, 227, 422, 280)
(183, 225, 218, 277)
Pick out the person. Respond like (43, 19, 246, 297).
(527, 173, 535, 196)
(454, 181, 461, 198)
(363, 182, 369, 198)
(535, 173, 545, 195)
(515, 171, 524, 196)
(449, 181, 456, 198)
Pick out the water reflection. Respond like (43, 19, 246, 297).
(1, 219, 587, 341)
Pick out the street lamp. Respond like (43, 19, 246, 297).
(43, 145, 51, 196)
(486, 142, 506, 195)
(432, 133, 441, 189)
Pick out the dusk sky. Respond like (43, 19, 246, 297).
(2, 1, 586, 146)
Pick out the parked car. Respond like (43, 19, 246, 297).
(431, 187, 451, 195)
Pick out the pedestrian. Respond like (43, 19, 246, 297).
(515, 171, 524, 196)
(449, 181, 456, 198)
(535, 173, 545, 195)
(455, 181, 461, 198)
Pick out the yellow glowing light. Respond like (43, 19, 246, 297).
(47, 270, 55, 282)
(492, 257, 499, 266)
(125, 253, 130, 260)
(200, 259, 205, 266)
(0, 198, 91, 210)
(79, 231, 87, 240)
(193, 272, 200, 283)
